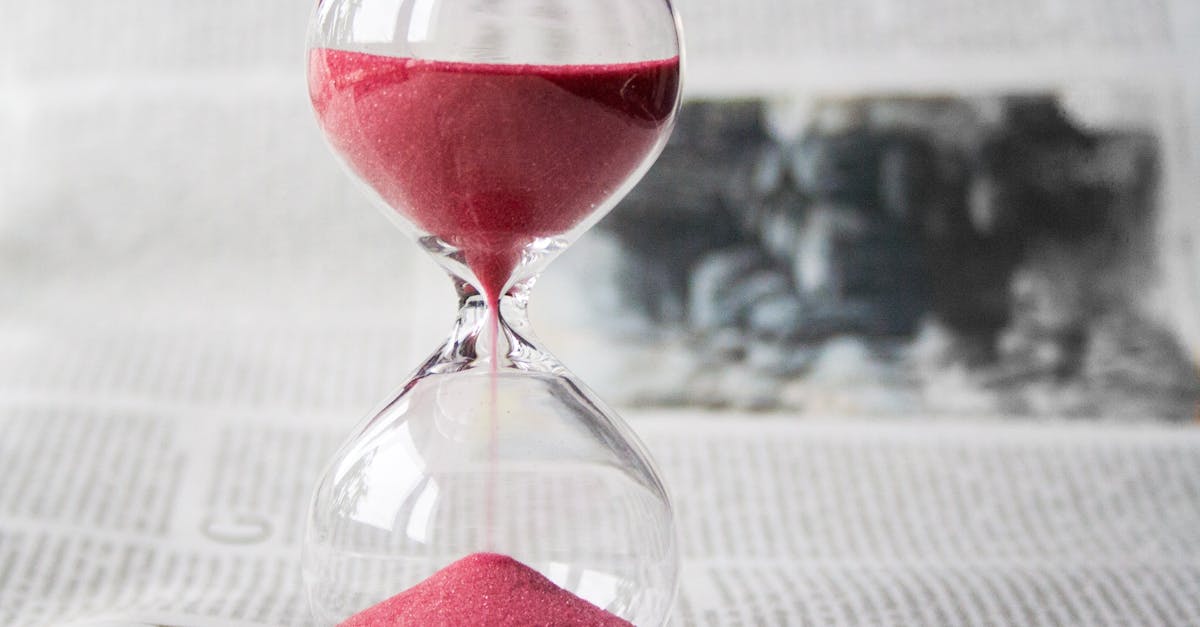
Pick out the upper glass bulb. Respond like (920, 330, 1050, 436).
(307, 0, 682, 298)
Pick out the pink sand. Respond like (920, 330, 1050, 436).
(338, 553, 633, 627)
(308, 49, 679, 299)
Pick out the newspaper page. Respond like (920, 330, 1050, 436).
(4, 403, 1200, 626)
(0, 404, 330, 627)
(3, 0, 1200, 624)
(536, 0, 1200, 417)
(673, 0, 1192, 95)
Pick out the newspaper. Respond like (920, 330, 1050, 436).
(673, 0, 1195, 95)
(0, 404, 322, 627)
(3, 0, 1200, 624)
(4, 399, 1200, 626)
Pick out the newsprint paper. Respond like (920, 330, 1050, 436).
(3, 402, 1200, 626)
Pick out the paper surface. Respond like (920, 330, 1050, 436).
(3, 0, 1200, 624)
(4, 396, 1200, 626)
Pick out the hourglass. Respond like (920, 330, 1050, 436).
(302, 1, 683, 625)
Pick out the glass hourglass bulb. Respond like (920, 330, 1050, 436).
(302, 1, 683, 625)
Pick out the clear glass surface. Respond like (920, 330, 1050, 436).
(302, 1, 683, 625)
(307, 0, 683, 292)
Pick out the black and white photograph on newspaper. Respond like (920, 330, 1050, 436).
(544, 89, 1200, 420)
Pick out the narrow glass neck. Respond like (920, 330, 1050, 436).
(418, 278, 562, 377)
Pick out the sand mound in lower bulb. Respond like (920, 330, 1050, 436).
(338, 553, 634, 627)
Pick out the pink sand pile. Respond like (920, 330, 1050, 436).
(338, 553, 633, 627)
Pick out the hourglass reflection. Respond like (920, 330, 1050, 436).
(302, 1, 683, 625)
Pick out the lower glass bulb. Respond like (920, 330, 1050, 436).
(303, 295, 679, 626)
